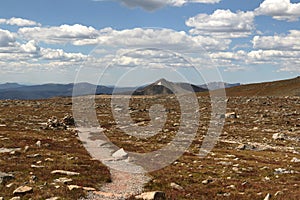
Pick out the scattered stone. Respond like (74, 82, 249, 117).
(54, 177, 72, 184)
(45, 197, 60, 200)
(24, 145, 29, 152)
(67, 185, 81, 190)
(170, 182, 184, 190)
(225, 112, 237, 119)
(236, 143, 256, 150)
(51, 170, 80, 176)
(6, 182, 14, 188)
(10, 197, 21, 200)
(35, 140, 41, 147)
(217, 161, 232, 166)
(274, 168, 294, 175)
(13, 185, 33, 195)
(275, 191, 283, 196)
(202, 179, 213, 185)
(263, 193, 271, 200)
(227, 185, 236, 189)
(0, 172, 14, 185)
(67, 185, 96, 191)
(135, 191, 166, 200)
(272, 133, 286, 140)
(26, 153, 41, 158)
(82, 186, 96, 191)
(291, 157, 300, 163)
(31, 164, 45, 168)
(0, 148, 21, 154)
(112, 148, 128, 159)
(45, 158, 54, 162)
(62, 115, 75, 126)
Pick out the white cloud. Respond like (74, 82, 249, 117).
(0, 29, 16, 47)
(41, 48, 87, 62)
(186, 9, 255, 38)
(0, 17, 40, 26)
(21, 40, 40, 53)
(253, 30, 300, 50)
(94, 0, 221, 11)
(19, 26, 230, 51)
(255, 0, 300, 22)
(18, 24, 99, 44)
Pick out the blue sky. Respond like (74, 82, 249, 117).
(0, 0, 300, 85)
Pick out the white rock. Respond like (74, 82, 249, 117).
(112, 148, 128, 159)
(135, 191, 166, 200)
(291, 157, 300, 163)
(51, 170, 80, 176)
(264, 193, 271, 200)
(13, 185, 33, 194)
(36, 140, 41, 147)
(45, 198, 60, 200)
(67, 185, 81, 190)
(272, 133, 286, 140)
(10, 197, 21, 200)
(170, 182, 183, 190)
(54, 177, 72, 183)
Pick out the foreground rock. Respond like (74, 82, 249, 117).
(51, 170, 80, 176)
(13, 186, 33, 195)
(0, 172, 14, 185)
(135, 191, 166, 200)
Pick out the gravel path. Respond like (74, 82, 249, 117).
(77, 127, 151, 200)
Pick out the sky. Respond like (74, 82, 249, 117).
(0, 0, 300, 86)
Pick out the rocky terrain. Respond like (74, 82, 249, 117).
(0, 78, 299, 199)
(0, 95, 299, 199)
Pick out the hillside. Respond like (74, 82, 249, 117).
(224, 76, 300, 97)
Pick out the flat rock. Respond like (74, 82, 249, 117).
(112, 148, 128, 159)
(13, 185, 33, 195)
(54, 177, 72, 184)
(135, 191, 166, 200)
(51, 170, 80, 176)
(0, 147, 21, 153)
(170, 182, 184, 191)
(67, 185, 81, 190)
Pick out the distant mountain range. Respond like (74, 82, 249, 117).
(132, 78, 207, 95)
(0, 76, 298, 100)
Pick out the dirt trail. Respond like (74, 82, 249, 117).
(77, 127, 150, 200)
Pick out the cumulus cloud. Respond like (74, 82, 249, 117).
(94, 0, 221, 11)
(0, 17, 40, 26)
(18, 24, 99, 44)
(0, 29, 16, 47)
(186, 9, 255, 38)
(252, 30, 300, 50)
(19, 26, 230, 51)
(255, 0, 300, 22)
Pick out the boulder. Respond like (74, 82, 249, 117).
(135, 191, 166, 200)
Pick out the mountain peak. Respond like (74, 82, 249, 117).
(153, 78, 170, 86)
